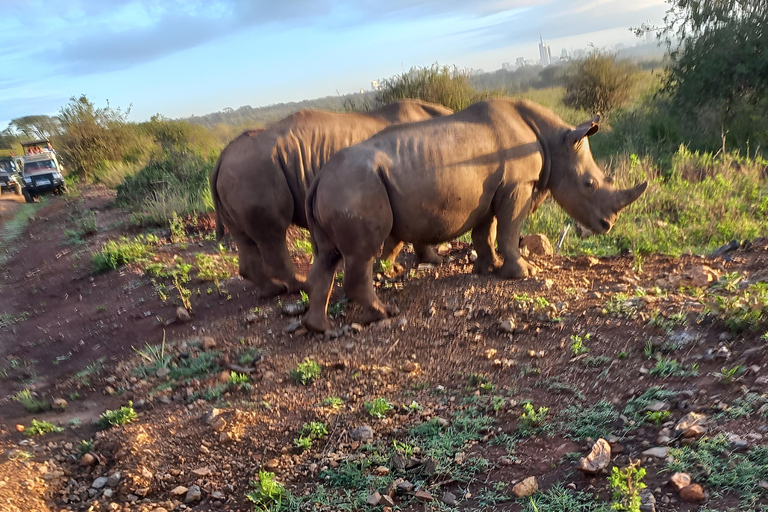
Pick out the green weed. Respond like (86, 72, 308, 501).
(13, 389, 50, 413)
(228, 372, 253, 391)
(365, 397, 394, 419)
(25, 419, 64, 437)
(322, 397, 344, 410)
(290, 358, 321, 385)
(570, 333, 591, 356)
(92, 234, 158, 273)
(609, 460, 646, 512)
(96, 402, 138, 429)
(246, 470, 287, 512)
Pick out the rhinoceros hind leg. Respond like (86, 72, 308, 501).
(344, 255, 399, 325)
(414, 244, 443, 265)
(231, 233, 287, 297)
(471, 218, 502, 275)
(304, 236, 342, 333)
(249, 225, 304, 294)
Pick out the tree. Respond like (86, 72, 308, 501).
(9, 115, 62, 140)
(643, 0, 768, 145)
(563, 51, 639, 115)
(56, 95, 137, 180)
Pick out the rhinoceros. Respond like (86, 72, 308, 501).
(303, 98, 648, 331)
(210, 100, 453, 297)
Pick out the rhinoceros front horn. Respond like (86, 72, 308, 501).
(617, 181, 648, 210)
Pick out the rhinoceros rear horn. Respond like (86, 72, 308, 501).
(617, 181, 648, 210)
(568, 115, 601, 146)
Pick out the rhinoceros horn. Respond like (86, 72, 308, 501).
(616, 182, 648, 211)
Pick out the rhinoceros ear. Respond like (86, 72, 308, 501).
(567, 115, 600, 147)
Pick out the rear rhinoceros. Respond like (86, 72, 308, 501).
(303, 98, 647, 331)
(210, 100, 453, 297)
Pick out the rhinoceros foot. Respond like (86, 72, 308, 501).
(497, 257, 538, 279)
(360, 303, 400, 325)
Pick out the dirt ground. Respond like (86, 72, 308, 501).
(0, 186, 766, 512)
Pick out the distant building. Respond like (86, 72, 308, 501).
(515, 57, 526, 68)
(502, 62, 511, 70)
(561, 48, 569, 61)
(538, 35, 552, 67)
(371, 80, 380, 91)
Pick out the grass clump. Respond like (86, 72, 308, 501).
(645, 410, 671, 425)
(25, 419, 64, 437)
(517, 402, 550, 437)
(560, 400, 618, 440)
(96, 402, 138, 430)
(322, 397, 344, 410)
(704, 282, 768, 333)
(365, 397, 394, 419)
(570, 333, 591, 356)
(294, 421, 328, 451)
(290, 358, 321, 385)
(648, 357, 698, 378)
(13, 389, 50, 413)
(623, 387, 677, 425)
(609, 460, 646, 512)
(521, 482, 609, 512)
(667, 435, 768, 506)
(246, 470, 287, 512)
(228, 372, 252, 391)
(92, 234, 158, 273)
(77, 439, 94, 456)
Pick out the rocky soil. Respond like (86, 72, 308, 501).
(0, 188, 766, 512)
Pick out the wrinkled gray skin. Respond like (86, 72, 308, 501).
(304, 98, 648, 331)
(210, 100, 453, 297)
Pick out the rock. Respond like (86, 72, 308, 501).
(92, 476, 108, 489)
(709, 240, 740, 258)
(679, 483, 704, 503)
(350, 425, 374, 442)
(436, 417, 450, 428)
(192, 467, 211, 477)
(210, 416, 227, 432)
(156, 367, 170, 379)
(284, 320, 302, 334)
(513, 477, 538, 498)
(683, 265, 719, 288)
(646, 401, 669, 412)
(669, 472, 691, 491)
(413, 490, 434, 502)
(211, 491, 226, 500)
(176, 306, 191, 323)
(102, 488, 113, 499)
(367, 492, 382, 506)
(204, 408, 221, 424)
(578, 438, 611, 474)
(79, 453, 98, 466)
(282, 302, 306, 316)
(378, 494, 395, 507)
(170, 486, 188, 496)
(397, 481, 414, 493)
(202, 336, 217, 350)
(184, 485, 202, 503)
(400, 361, 418, 373)
(499, 318, 516, 333)
(441, 491, 458, 506)
(53, 398, 67, 410)
(642, 447, 669, 458)
(374, 466, 390, 476)
(521, 234, 553, 257)
(759, 480, 768, 490)
(265, 458, 280, 471)
(655, 435, 671, 445)
(107, 471, 121, 488)
(245, 312, 259, 324)
(639, 489, 656, 512)
(675, 412, 708, 438)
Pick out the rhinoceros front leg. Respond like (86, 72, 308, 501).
(414, 244, 443, 265)
(495, 185, 538, 279)
(472, 217, 502, 275)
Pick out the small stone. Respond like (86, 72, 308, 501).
(759, 481, 768, 490)
(202, 336, 217, 350)
(211, 491, 226, 500)
(642, 447, 669, 458)
(400, 361, 418, 373)
(102, 488, 113, 499)
(192, 467, 211, 477)
(79, 453, 97, 466)
(171, 486, 189, 496)
(374, 466, 390, 476)
(679, 483, 705, 503)
(683, 425, 707, 438)
(204, 408, 221, 424)
(655, 435, 671, 445)
(441, 491, 458, 506)
(210, 416, 227, 432)
(350, 425, 374, 442)
(176, 306, 191, 323)
(413, 490, 434, 502)
(184, 485, 202, 503)
(265, 458, 280, 471)
(367, 492, 382, 506)
(683, 265, 718, 288)
(646, 401, 669, 412)
(397, 481, 414, 493)
(436, 417, 450, 428)
(499, 318, 516, 333)
(156, 367, 170, 379)
(282, 302, 306, 316)
(675, 412, 707, 438)
(92, 476, 108, 489)
(284, 321, 302, 334)
(107, 471, 121, 488)
(578, 438, 611, 474)
(53, 398, 67, 410)
(513, 476, 538, 498)
(378, 494, 395, 507)
(639, 489, 656, 512)
(245, 312, 259, 324)
(669, 472, 691, 491)
(520, 234, 553, 257)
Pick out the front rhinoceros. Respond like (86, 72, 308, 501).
(303, 98, 647, 331)
(210, 100, 453, 298)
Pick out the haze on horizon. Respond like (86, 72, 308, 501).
(0, 0, 668, 128)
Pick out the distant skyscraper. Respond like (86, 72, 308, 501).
(539, 35, 552, 67)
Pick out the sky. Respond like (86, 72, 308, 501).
(0, 0, 668, 128)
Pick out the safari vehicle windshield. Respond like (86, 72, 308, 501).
(24, 160, 57, 172)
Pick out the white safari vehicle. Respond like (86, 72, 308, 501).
(20, 139, 67, 202)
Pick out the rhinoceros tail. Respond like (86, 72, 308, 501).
(210, 151, 226, 241)
(305, 174, 322, 252)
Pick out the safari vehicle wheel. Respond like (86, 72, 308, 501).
(22, 189, 34, 203)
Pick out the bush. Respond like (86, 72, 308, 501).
(563, 51, 639, 115)
(116, 149, 216, 224)
(96, 402, 138, 429)
(376, 63, 499, 112)
(92, 235, 158, 273)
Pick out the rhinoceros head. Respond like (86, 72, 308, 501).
(548, 116, 647, 234)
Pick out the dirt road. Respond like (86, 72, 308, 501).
(0, 194, 24, 229)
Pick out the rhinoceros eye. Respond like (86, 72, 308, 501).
(584, 178, 597, 192)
